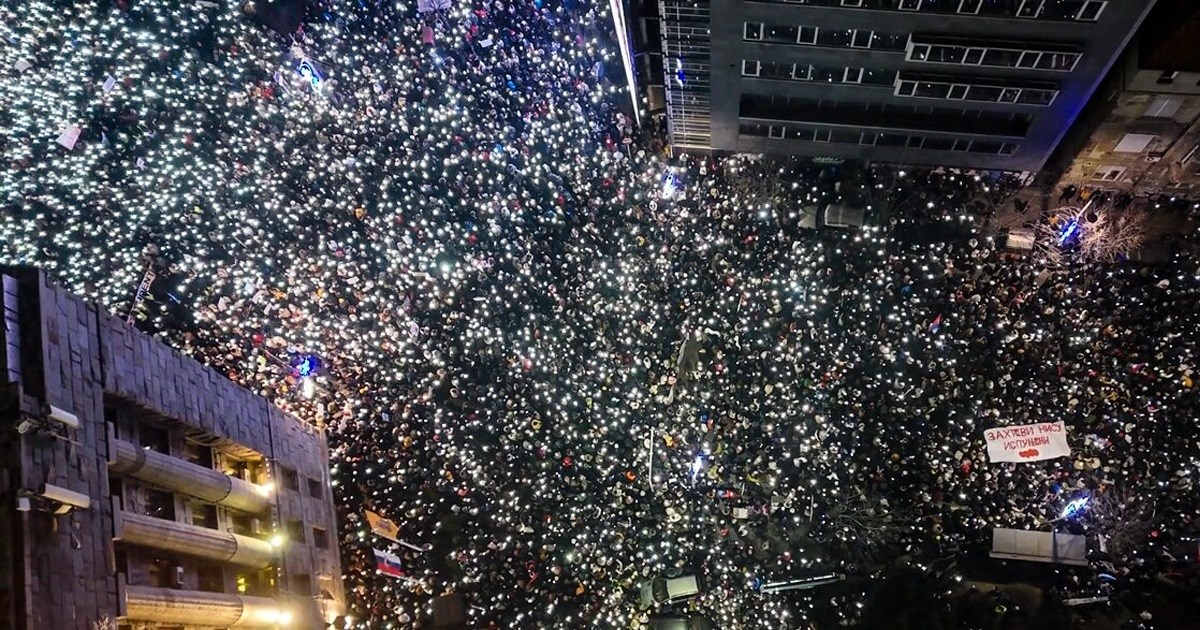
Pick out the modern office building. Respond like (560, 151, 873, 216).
(0, 267, 346, 629)
(1051, 0, 1200, 196)
(660, 0, 1157, 171)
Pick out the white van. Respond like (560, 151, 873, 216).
(638, 574, 701, 609)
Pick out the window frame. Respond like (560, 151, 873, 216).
(768, 125, 786, 139)
(1017, 51, 1041, 69)
(896, 79, 917, 96)
(843, 67, 864, 83)
(859, 132, 878, 146)
(899, 0, 922, 10)
(1075, 1, 1107, 21)
(998, 87, 1022, 103)
(744, 22, 763, 41)
(797, 25, 819, 45)
(946, 84, 969, 100)
(958, 0, 982, 14)
(1016, 0, 1044, 18)
(742, 60, 761, 77)
(999, 143, 1019, 156)
(792, 63, 814, 80)
(851, 29, 874, 49)
(841, 0, 864, 6)
(952, 139, 973, 152)
(963, 48, 985, 65)
(814, 128, 832, 143)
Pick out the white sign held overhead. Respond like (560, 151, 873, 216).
(984, 421, 1070, 463)
(56, 125, 82, 150)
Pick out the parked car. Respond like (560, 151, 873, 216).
(638, 574, 701, 610)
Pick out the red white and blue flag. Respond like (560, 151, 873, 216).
(373, 548, 406, 579)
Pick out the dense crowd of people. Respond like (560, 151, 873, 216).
(4, 0, 1200, 628)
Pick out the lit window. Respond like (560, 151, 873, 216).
(1091, 166, 1124, 181)
(900, 0, 922, 10)
(798, 26, 819, 45)
(958, 0, 982, 14)
(744, 22, 763, 41)
(1075, 1, 1106, 21)
(1016, 0, 1044, 18)
(851, 30, 873, 48)
(742, 60, 761, 77)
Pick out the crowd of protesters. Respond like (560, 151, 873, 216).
(3, 0, 1200, 628)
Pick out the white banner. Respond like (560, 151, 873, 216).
(984, 421, 1070, 463)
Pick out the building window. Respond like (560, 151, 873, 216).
(1114, 133, 1155, 153)
(182, 440, 214, 469)
(999, 143, 1019, 156)
(1144, 97, 1181, 118)
(952, 139, 972, 152)
(140, 423, 170, 454)
(191, 502, 218, 530)
(230, 513, 254, 536)
(281, 467, 300, 492)
(958, 0, 982, 13)
(313, 527, 330, 549)
(896, 79, 916, 96)
(859, 132, 878, 146)
(843, 67, 864, 83)
(998, 87, 1021, 103)
(744, 22, 763, 41)
(1036, 52, 1079, 71)
(814, 129, 832, 143)
(851, 29, 873, 48)
(197, 565, 224, 593)
(900, 0, 922, 10)
(924, 137, 955, 151)
(768, 125, 786, 139)
(947, 84, 968, 100)
(963, 48, 984, 65)
(287, 519, 306, 544)
(1092, 166, 1125, 181)
(1016, 0, 1044, 18)
(792, 64, 813, 80)
(742, 60, 760, 77)
(307, 477, 323, 499)
(1016, 51, 1041, 69)
(906, 135, 925, 149)
(1157, 71, 1178, 85)
(841, 0, 863, 6)
(798, 25, 818, 45)
(1075, 1, 1106, 21)
(1017, 88, 1057, 105)
(142, 488, 176, 520)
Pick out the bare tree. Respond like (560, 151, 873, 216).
(818, 486, 912, 565)
(1036, 205, 1149, 264)
(1085, 484, 1158, 563)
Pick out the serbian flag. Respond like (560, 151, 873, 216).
(929, 313, 943, 333)
(373, 548, 406, 578)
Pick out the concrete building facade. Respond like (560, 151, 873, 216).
(0, 267, 346, 630)
(660, 0, 1156, 171)
(1052, 0, 1200, 196)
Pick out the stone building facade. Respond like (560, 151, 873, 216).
(0, 267, 345, 630)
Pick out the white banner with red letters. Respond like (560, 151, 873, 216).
(985, 421, 1070, 463)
